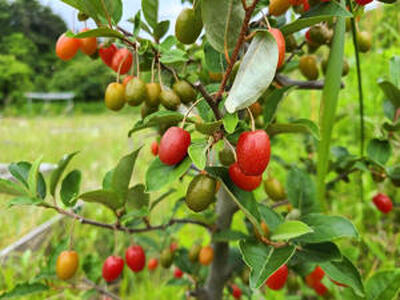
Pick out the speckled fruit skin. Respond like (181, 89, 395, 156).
(159, 127, 191, 166)
(269, 28, 286, 68)
(145, 82, 161, 107)
(125, 245, 146, 273)
(56, 250, 79, 280)
(372, 193, 393, 213)
(174, 268, 184, 278)
(111, 48, 133, 75)
(160, 248, 174, 268)
(160, 89, 181, 111)
(102, 256, 124, 282)
(175, 8, 203, 45)
(79, 28, 97, 56)
(99, 43, 117, 67)
(123, 75, 134, 87)
(151, 141, 158, 156)
(56, 33, 81, 61)
(264, 177, 286, 201)
(236, 130, 271, 176)
(147, 258, 158, 271)
(173, 80, 197, 104)
(185, 174, 217, 212)
(199, 246, 214, 266)
(125, 78, 146, 106)
(299, 55, 319, 80)
(229, 162, 262, 191)
(104, 82, 125, 111)
(265, 264, 288, 290)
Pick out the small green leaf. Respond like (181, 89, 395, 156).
(213, 230, 248, 242)
(145, 157, 192, 192)
(27, 156, 43, 198)
(128, 111, 184, 136)
(149, 189, 176, 211)
(295, 242, 342, 263)
(8, 197, 42, 207)
(262, 86, 294, 127)
(367, 138, 391, 166)
(8, 162, 29, 188)
(0, 282, 48, 299)
(160, 48, 189, 64)
(365, 270, 400, 300)
(378, 79, 400, 108)
(223, 112, 239, 134)
(126, 184, 150, 210)
(271, 221, 313, 241)
(60, 170, 81, 207)
(79, 189, 123, 211)
(153, 20, 170, 40)
(0, 179, 27, 196)
(267, 119, 320, 140)
(66, 27, 124, 39)
(239, 240, 295, 289)
(142, 0, 158, 29)
(50, 152, 79, 196)
(258, 204, 283, 231)
(204, 42, 226, 73)
(188, 140, 208, 170)
(195, 120, 223, 135)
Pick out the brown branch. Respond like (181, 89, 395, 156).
(193, 82, 222, 120)
(214, 0, 261, 102)
(82, 279, 121, 300)
(42, 204, 211, 233)
(270, 200, 290, 209)
(275, 74, 345, 90)
(284, 41, 306, 65)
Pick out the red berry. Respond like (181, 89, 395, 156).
(303, 0, 310, 11)
(229, 162, 262, 191)
(305, 29, 312, 43)
(174, 267, 184, 278)
(99, 43, 117, 67)
(170, 242, 178, 253)
(125, 245, 146, 273)
(372, 193, 393, 214)
(266, 264, 288, 290)
(79, 28, 97, 56)
(111, 48, 133, 75)
(147, 258, 158, 271)
(231, 284, 242, 299)
(268, 28, 286, 69)
(313, 281, 328, 296)
(159, 127, 191, 166)
(56, 33, 81, 61)
(102, 256, 124, 282)
(236, 130, 271, 176)
(151, 141, 159, 156)
(355, 0, 373, 5)
(305, 266, 325, 287)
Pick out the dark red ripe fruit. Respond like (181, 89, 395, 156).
(148, 258, 158, 271)
(306, 266, 325, 287)
(159, 127, 191, 166)
(231, 284, 242, 299)
(313, 281, 328, 296)
(111, 48, 133, 75)
(174, 267, 184, 278)
(266, 264, 288, 290)
(99, 43, 117, 67)
(373, 193, 393, 214)
(102, 256, 124, 282)
(236, 130, 271, 176)
(151, 141, 159, 156)
(125, 245, 146, 273)
(268, 28, 286, 69)
(229, 163, 262, 191)
(355, 0, 373, 5)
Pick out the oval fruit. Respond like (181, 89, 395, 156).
(231, 284, 242, 299)
(186, 174, 217, 212)
(125, 77, 146, 106)
(321, 58, 349, 76)
(160, 248, 174, 268)
(111, 48, 133, 75)
(174, 267, 184, 278)
(123, 75, 134, 87)
(285, 34, 298, 52)
(99, 43, 117, 67)
(175, 8, 203, 45)
(160, 89, 181, 111)
(266, 264, 288, 290)
(218, 147, 235, 166)
(105, 82, 125, 111)
(56, 250, 79, 280)
(173, 80, 196, 104)
(145, 82, 161, 107)
(269, 28, 286, 68)
(372, 193, 393, 213)
(269, 0, 291, 17)
(199, 246, 214, 266)
(125, 245, 146, 273)
(79, 28, 97, 56)
(159, 127, 191, 165)
(236, 130, 271, 176)
(102, 256, 124, 282)
(189, 243, 202, 262)
(229, 162, 262, 191)
(264, 177, 286, 201)
(305, 266, 325, 287)
(147, 258, 158, 271)
(151, 141, 159, 156)
(56, 33, 80, 61)
(299, 55, 319, 80)
(357, 31, 372, 53)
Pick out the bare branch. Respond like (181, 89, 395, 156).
(275, 74, 345, 90)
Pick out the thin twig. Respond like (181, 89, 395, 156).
(193, 82, 222, 120)
(83, 279, 121, 300)
(270, 200, 289, 209)
(275, 74, 345, 90)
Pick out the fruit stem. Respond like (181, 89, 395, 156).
(262, 10, 271, 30)
(116, 53, 129, 83)
(68, 218, 77, 251)
(223, 137, 237, 162)
(135, 48, 140, 77)
(246, 107, 256, 131)
(157, 55, 164, 89)
(151, 56, 156, 83)
(113, 225, 118, 256)
(181, 97, 204, 129)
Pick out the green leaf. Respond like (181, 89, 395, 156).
(0, 282, 48, 299)
(131, 10, 142, 38)
(8, 162, 29, 188)
(206, 167, 261, 231)
(213, 230, 248, 242)
(239, 240, 295, 289)
(316, 7, 346, 210)
(201, 0, 245, 53)
(27, 156, 42, 198)
(174, 248, 193, 275)
(366, 270, 400, 300)
(121, 207, 149, 223)
(102, 169, 114, 190)
(382, 121, 400, 132)
(367, 139, 392, 166)
(60, 170, 81, 207)
(389, 56, 400, 88)
(225, 31, 278, 113)
(223, 112, 239, 134)
(204, 42, 226, 73)
(262, 86, 294, 127)
(149, 189, 176, 211)
(286, 167, 320, 215)
(281, 2, 352, 35)
(0, 178, 27, 196)
(79, 189, 123, 211)
(267, 119, 320, 140)
(195, 120, 223, 135)
(295, 214, 359, 243)
(125, 184, 150, 210)
(271, 221, 313, 241)
(378, 79, 400, 108)
(142, 0, 158, 29)
(66, 27, 124, 39)
(153, 20, 170, 40)
(321, 256, 365, 297)
(160, 48, 189, 64)
(295, 242, 342, 263)
(188, 140, 208, 170)
(128, 111, 184, 136)
(110, 148, 141, 202)
(145, 157, 192, 192)
(258, 204, 283, 231)
(50, 152, 79, 196)
(8, 197, 42, 207)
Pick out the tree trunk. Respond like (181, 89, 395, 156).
(196, 187, 238, 300)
